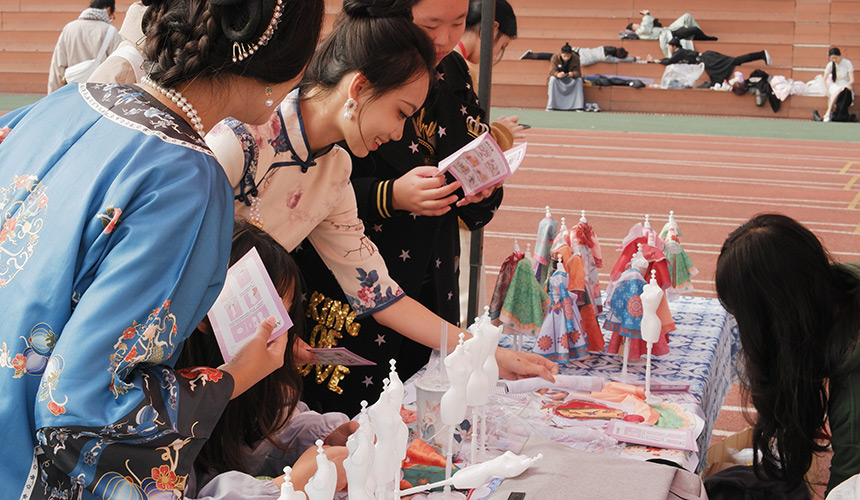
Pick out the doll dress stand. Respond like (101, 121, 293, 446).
(499, 258, 549, 337)
(533, 269, 588, 363)
(488, 251, 525, 323)
(604, 268, 674, 360)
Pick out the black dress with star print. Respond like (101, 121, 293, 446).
(293, 53, 503, 415)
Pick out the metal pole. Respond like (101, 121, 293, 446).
(467, 0, 496, 322)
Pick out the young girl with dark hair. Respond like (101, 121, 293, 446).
(207, 0, 555, 417)
(177, 219, 354, 497)
(715, 213, 860, 495)
(0, 0, 324, 497)
(455, 0, 518, 86)
(816, 47, 855, 122)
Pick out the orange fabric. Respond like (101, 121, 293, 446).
(588, 382, 660, 424)
(404, 437, 447, 468)
(553, 245, 604, 351)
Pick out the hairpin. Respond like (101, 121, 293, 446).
(232, 0, 284, 62)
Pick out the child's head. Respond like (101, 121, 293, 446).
(298, 0, 436, 158)
(177, 219, 304, 472)
(411, 0, 470, 64)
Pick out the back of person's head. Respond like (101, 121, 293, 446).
(626, 22, 634, 31)
(299, 0, 435, 104)
(465, 0, 517, 39)
(829, 47, 842, 57)
(560, 42, 572, 54)
(617, 47, 628, 59)
(90, 0, 115, 11)
(715, 213, 860, 487)
(177, 218, 305, 473)
(140, 0, 324, 89)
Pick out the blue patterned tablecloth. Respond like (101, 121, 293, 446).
(498, 295, 739, 470)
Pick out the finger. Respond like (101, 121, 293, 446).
(412, 165, 445, 178)
(257, 316, 276, 342)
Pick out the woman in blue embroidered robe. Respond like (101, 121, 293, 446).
(0, 0, 324, 498)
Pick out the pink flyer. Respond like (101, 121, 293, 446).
(207, 247, 293, 362)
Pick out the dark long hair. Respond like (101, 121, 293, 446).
(297, 0, 435, 107)
(715, 213, 860, 487)
(829, 47, 842, 82)
(176, 219, 304, 473)
(140, 0, 324, 88)
(466, 0, 518, 39)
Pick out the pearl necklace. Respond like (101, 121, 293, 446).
(140, 75, 205, 136)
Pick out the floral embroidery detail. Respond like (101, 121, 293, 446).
(0, 174, 48, 287)
(97, 205, 123, 233)
(38, 354, 69, 417)
(152, 464, 178, 490)
(11, 353, 26, 377)
(1, 322, 56, 378)
(109, 300, 180, 397)
(0, 126, 11, 145)
(346, 268, 403, 316)
(47, 400, 66, 416)
(177, 366, 224, 391)
(537, 335, 553, 351)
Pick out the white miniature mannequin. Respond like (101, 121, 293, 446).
(643, 213, 651, 229)
(400, 452, 543, 496)
(344, 401, 376, 500)
(619, 245, 649, 380)
(640, 270, 663, 401)
(464, 324, 491, 464)
(305, 440, 336, 500)
(580, 210, 587, 224)
(387, 360, 409, 497)
(430, 333, 472, 500)
(278, 466, 307, 500)
(369, 378, 398, 499)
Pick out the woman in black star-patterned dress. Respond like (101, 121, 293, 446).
(295, 0, 539, 415)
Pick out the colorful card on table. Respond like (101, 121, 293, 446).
(207, 247, 292, 362)
(436, 132, 527, 196)
(306, 347, 376, 366)
(606, 419, 697, 452)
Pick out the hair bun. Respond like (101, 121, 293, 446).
(342, 0, 412, 20)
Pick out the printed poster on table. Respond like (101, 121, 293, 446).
(207, 247, 293, 362)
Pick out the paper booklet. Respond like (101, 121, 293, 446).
(436, 132, 527, 196)
(208, 247, 293, 363)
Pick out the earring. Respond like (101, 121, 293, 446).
(343, 97, 357, 120)
(265, 86, 274, 107)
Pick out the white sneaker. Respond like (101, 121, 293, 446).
(824, 114, 831, 122)
(520, 50, 533, 60)
(764, 50, 772, 65)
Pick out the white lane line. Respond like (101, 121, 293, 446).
(503, 183, 851, 211)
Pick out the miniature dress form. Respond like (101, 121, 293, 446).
(639, 272, 664, 399)
(368, 379, 398, 496)
(305, 441, 337, 500)
(278, 466, 308, 500)
(533, 264, 587, 363)
(441, 335, 472, 426)
(344, 401, 376, 500)
(532, 206, 558, 285)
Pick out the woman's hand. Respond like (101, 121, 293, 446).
(293, 337, 318, 366)
(455, 181, 503, 207)
(555, 71, 566, 79)
(219, 316, 288, 399)
(392, 166, 461, 216)
(495, 346, 558, 382)
(323, 421, 359, 446)
(273, 444, 350, 492)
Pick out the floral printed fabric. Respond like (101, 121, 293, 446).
(0, 83, 235, 500)
(533, 270, 588, 363)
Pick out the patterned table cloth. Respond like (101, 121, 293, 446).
(498, 295, 739, 470)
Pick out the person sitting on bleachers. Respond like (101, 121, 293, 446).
(813, 47, 855, 122)
(522, 46, 637, 65)
(546, 42, 584, 111)
(651, 39, 770, 88)
(626, 10, 717, 58)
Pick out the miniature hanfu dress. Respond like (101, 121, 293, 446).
(533, 269, 588, 363)
(660, 222, 697, 297)
(532, 208, 558, 285)
(605, 223, 669, 300)
(604, 268, 675, 360)
(488, 249, 525, 324)
(572, 219, 604, 311)
(553, 244, 604, 352)
(499, 258, 549, 337)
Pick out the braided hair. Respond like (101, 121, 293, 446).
(140, 0, 323, 89)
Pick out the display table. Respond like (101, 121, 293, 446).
(497, 295, 739, 470)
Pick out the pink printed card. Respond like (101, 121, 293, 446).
(306, 347, 376, 366)
(436, 132, 527, 196)
(207, 247, 293, 362)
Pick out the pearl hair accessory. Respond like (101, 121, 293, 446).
(232, 0, 284, 62)
(140, 75, 205, 135)
(248, 195, 263, 229)
(343, 98, 357, 120)
(265, 85, 274, 107)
